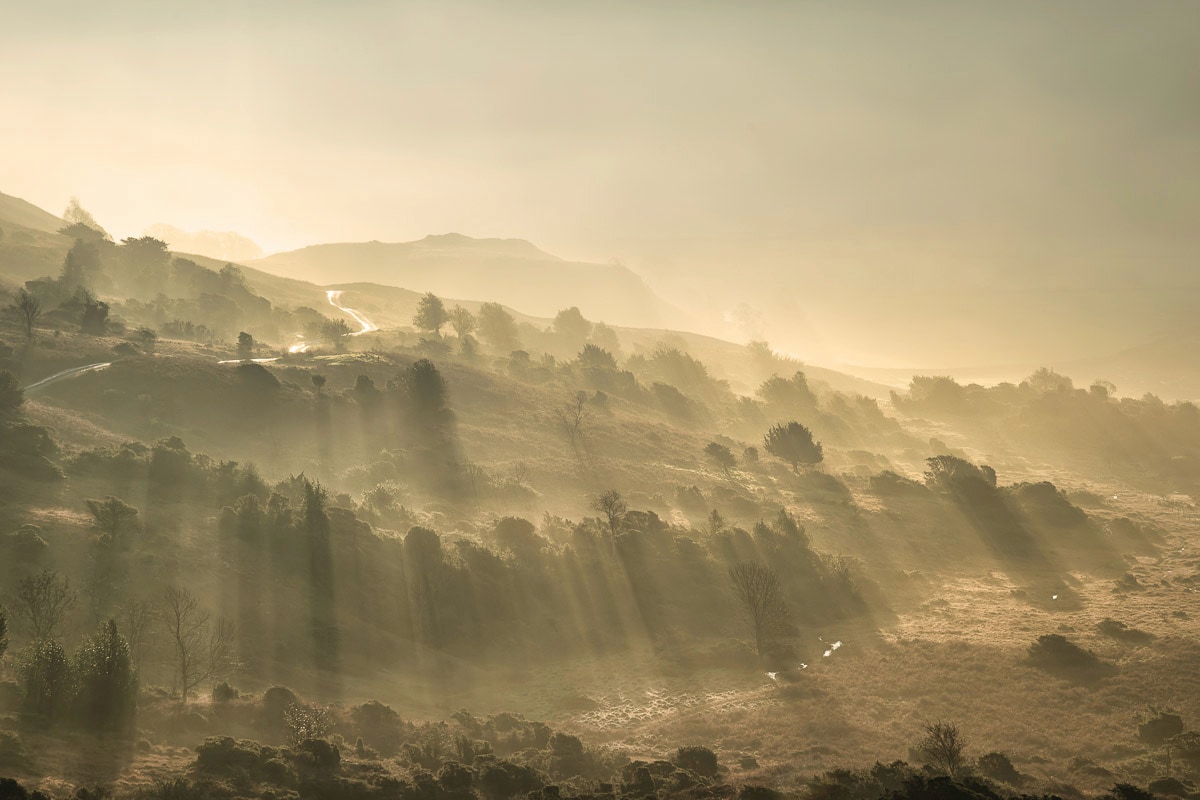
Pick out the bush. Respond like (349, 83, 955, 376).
(73, 620, 137, 732)
(1027, 634, 1112, 680)
(351, 700, 405, 755)
(211, 682, 238, 704)
(869, 470, 928, 497)
(195, 736, 294, 785)
(673, 746, 720, 779)
(1138, 708, 1184, 746)
(284, 703, 332, 746)
(478, 761, 542, 800)
(976, 751, 1022, 785)
(18, 639, 74, 722)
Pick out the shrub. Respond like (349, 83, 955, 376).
(18, 639, 74, 722)
(673, 746, 720, 779)
(194, 736, 294, 785)
(1028, 634, 1111, 680)
(351, 700, 405, 755)
(1137, 708, 1184, 746)
(478, 761, 542, 800)
(73, 620, 137, 732)
(976, 751, 1022, 785)
(438, 761, 475, 796)
(738, 787, 780, 800)
(284, 703, 332, 746)
(211, 682, 238, 704)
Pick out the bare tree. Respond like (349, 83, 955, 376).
(592, 490, 628, 536)
(159, 586, 237, 704)
(12, 570, 77, 642)
(122, 599, 154, 670)
(553, 391, 591, 454)
(917, 720, 969, 778)
(12, 289, 42, 341)
(728, 561, 793, 660)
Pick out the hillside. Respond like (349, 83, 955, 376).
(0, 190, 64, 234)
(252, 233, 678, 329)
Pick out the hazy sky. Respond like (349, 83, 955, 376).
(3, 2, 1199, 366)
(3, 1, 1196, 253)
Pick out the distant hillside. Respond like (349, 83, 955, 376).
(0, 190, 64, 234)
(252, 233, 676, 328)
(145, 223, 264, 262)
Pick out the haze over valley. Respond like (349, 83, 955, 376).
(2, 4, 1200, 800)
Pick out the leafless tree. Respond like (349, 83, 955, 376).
(917, 720, 969, 778)
(159, 585, 237, 704)
(12, 570, 76, 642)
(728, 561, 793, 659)
(13, 289, 42, 341)
(122, 599, 154, 670)
(553, 391, 591, 454)
(592, 490, 628, 536)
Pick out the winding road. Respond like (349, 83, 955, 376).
(22, 362, 112, 393)
(327, 289, 379, 335)
(21, 292, 380, 389)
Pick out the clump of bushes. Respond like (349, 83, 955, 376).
(1027, 634, 1113, 681)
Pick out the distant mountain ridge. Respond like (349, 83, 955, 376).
(251, 233, 677, 328)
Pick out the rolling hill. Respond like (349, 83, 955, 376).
(251, 233, 678, 329)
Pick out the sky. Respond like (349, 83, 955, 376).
(3, 1, 1198, 366)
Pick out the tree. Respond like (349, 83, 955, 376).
(704, 442, 737, 475)
(159, 585, 236, 704)
(553, 392, 590, 454)
(60, 239, 102, 291)
(728, 561, 793, 660)
(311, 374, 327, 395)
(478, 302, 520, 352)
(18, 638, 74, 721)
(121, 600, 153, 670)
(916, 721, 969, 779)
(62, 196, 108, 238)
(0, 371, 24, 420)
(0, 605, 7, 661)
(12, 289, 42, 341)
(84, 496, 139, 545)
(592, 490, 628, 536)
(79, 290, 109, 335)
(237, 331, 255, 358)
(447, 305, 476, 338)
(12, 570, 77, 642)
(553, 307, 592, 348)
(73, 619, 137, 731)
(414, 292, 448, 334)
(763, 421, 823, 471)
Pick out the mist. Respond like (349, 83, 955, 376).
(1, 4, 1200, 800)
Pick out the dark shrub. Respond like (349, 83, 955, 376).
(352, 700, 405, 756)
(438, 761, 475, 796)
(211, 682, 238, 704)
(1097, 619, 1155, 645)
(194, 736, 294, 786)
(478, 761, 542, 800)
(673, 746, 720, 779)
(738, 787, 780, 800)
(1147, 777, 1190, 797)
(291, 739, 340, 773)
(976, 752, 1022, 785)
(1027, 634, 1111, 680)
(1138, 709, 1184, 746)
